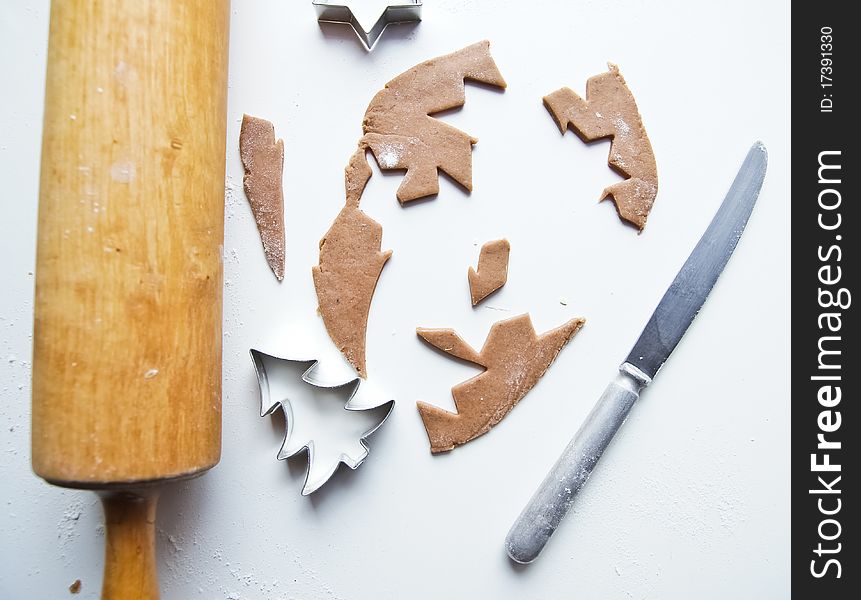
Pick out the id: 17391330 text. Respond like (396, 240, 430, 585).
(820, 26, 834, 113)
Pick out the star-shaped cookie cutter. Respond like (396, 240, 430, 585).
(313, 0, 422, 50)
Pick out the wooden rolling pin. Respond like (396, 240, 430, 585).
(31, 1, 230, 598)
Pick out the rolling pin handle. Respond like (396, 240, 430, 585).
(100, 491, 160, 600)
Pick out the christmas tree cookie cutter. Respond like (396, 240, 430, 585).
(250, 349, 395, 494)
(312, 0, 422, 50)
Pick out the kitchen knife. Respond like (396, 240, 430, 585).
(505, 142, 768, 564)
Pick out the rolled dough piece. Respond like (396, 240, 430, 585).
(544, 63, 658, 230)
(314, 42, 506, 377)
(360, 40, 507, 202)
(468, 239, 510, 306)
(416, 314, 585, 453)
(313, 150, 392, 378)
(239, 114, 286, 280)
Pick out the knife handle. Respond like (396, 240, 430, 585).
(505, 364, 650, 564)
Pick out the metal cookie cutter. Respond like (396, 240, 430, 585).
(313, 0, 422, 50)
(251, 349, 394, 494)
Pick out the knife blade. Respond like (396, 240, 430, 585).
(505, 142, 768, 564)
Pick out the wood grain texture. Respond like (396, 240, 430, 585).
(101, 492, 160, 600)
(31, 0, 230, 486)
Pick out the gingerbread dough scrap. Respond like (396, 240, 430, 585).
(468, 239, 510, 306)
(239, 114, 286, 280)
(313, 150, 392, 378)
(544, 64, 658, 230)
(416, 314, 585, 453)
(360, 40, 507, 203)
(314, 42, 507, 377)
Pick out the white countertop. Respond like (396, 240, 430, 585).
(0, 1, 790, 598)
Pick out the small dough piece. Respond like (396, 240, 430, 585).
(416, 314, 585, 453)
(468, 239, 510, 306)
(544, 64, 658, 230)
(239, 114, 286, 280)
(361, 40, 507, 203)
(313, 150, 392, 378)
